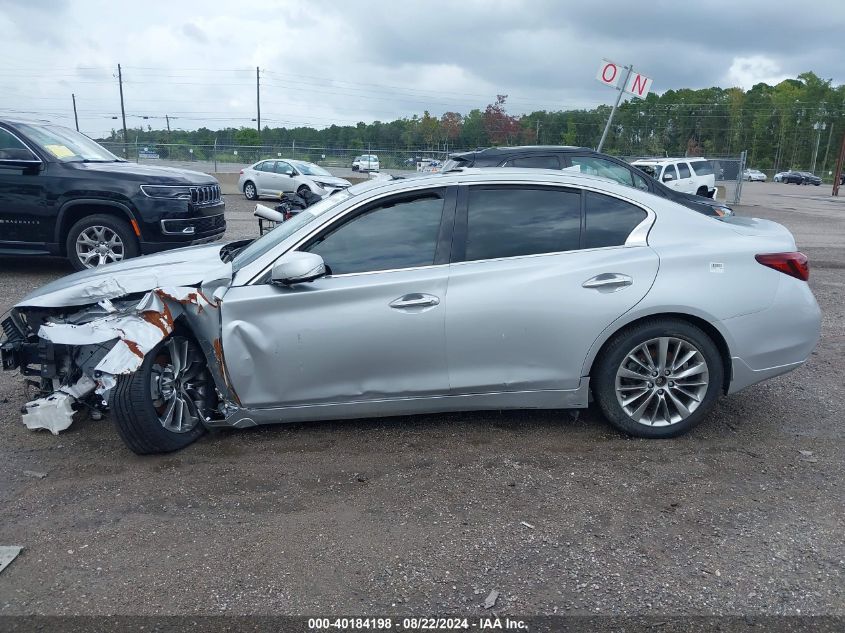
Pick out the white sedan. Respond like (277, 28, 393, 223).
(239, 159, 351, 200)
(743, 169, 767, 182)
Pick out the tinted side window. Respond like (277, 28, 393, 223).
(503, 155, 560, 169)
(632, 171, 650, 191)
(465, 187, 580, 261)
(0, 129, 34, 160)
(255, 161, 272, 172)
(677, 162, 691, 178)
(585, 192, 647, 248)
(306, 193, 444, 275)
(569, 156, 634, 187)
(690, 160, 714, 176)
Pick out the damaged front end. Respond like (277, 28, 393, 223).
(2, 285, 239, 435)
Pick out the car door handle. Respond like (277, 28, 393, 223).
(582, 273, 633, 290)
(389, 293, 440, 309)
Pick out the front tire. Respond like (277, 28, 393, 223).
(66, 214, 139, 271)
(297, 184, 311, 196)
(244, 180, 258, 200)
(111, 335, 213, 454)
(593, 319, 724, 438)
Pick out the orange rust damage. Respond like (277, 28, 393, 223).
(152, 287, 219, 313)
(212, 338, 241, 406)
(124, 339, 144, 359)
(140, 302, 175, 337)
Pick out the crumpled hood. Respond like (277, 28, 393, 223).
(17, 243, 232, 308)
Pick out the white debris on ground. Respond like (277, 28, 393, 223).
(0, 546, 22, 575)
(21, 375, 96, 435)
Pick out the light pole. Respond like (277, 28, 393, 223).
(811, 122, 826, 174)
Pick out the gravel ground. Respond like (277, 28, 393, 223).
(0, 187, 842, 617)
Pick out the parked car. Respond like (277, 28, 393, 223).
(630, 158, 716, 197)
(444, 146, 733, 217)
(781, 171, 821, 185)
(2, 168, 820, 454)
(743, 169, 767, 182)
(798, 172, 822, 186)
(0, 118, 225, 270)
(773, 171, 788, 183)
(238, 159, 351, 201)
(352, 154, 380, 172)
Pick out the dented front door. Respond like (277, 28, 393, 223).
(218, 268, 449, 409)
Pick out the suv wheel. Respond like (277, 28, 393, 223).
(66, 214, 139, 271)
(593, 319, 724, 438)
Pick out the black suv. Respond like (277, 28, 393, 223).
(0, 118, 226, 270)
(443, 146, 733, 217)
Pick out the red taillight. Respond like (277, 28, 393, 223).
(755, 252, 809, 281)
(283, 211, 293, 221)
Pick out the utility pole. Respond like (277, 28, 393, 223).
(535, 119, 541, 144)
(117, 64, 128, 159)
(71, 93, 79, 131)
(822, 121, 834, 175)
(811, 122, 825, 174)
(256, 66, 261, 140)
(165, 114, 171, 134)
(833, 130, 845, 197)
(598, 64, 633, 152)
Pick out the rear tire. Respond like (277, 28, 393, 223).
(66, 214, 139, 271)
(593, 319, 724, 439)
(111, 335, 212, 455)
(696, 186, 709, 196)
(244, 180, 258, 200)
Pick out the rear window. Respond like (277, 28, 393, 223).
(502, 155, 560, 169)
(585, 192, 648, 248)
(678, 162, 692, 178)
(690, 160, 714, 176)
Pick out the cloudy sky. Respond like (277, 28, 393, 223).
(1, 0, 844, 137)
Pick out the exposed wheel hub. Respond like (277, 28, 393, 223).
(149, 337, 209, 434)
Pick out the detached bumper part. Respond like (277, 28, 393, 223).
(21, 375, 96, 435)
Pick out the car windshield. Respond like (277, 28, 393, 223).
(294, 162, 332, 177)
(15, 123, 120, 162)
(634, 163, 660, 177)
(232, 190, 352, 271)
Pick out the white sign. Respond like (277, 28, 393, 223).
(596, 59, 623, 88)
(624, 71, 653, 99)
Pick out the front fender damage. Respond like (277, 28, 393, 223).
(17, 286, 238, 434)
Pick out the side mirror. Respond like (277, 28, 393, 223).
(662, 172, 674, 182)
(0, 157, 43, 172)
(270, 252, 326, 286)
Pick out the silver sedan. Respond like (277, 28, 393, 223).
(3, 169, 821, 453)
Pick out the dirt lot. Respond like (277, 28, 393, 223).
(0, 184, 843, 617)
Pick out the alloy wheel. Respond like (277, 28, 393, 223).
(150, 337, 210, 434)
(75, 225, 125, 268)
(614, 336, 709, 427)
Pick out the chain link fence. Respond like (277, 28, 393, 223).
(100, 142, 453, 174)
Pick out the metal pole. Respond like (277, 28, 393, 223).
(118, 64, 128, 159)
(822, 121, 834, 175)
(811, 123, 823, 174)
(733, 150, 747, 204)
(833, 130, 845, 197)
(165, 115, 171, 134)
(256, 66, 261, 139)
(597, 65, 632, 152)
(213, 137, 218, 173)
(71, 93, 79, 131)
